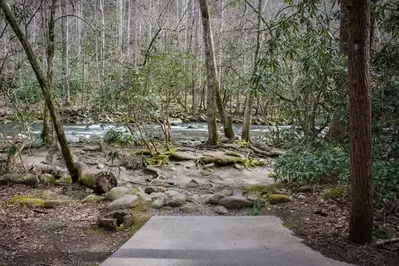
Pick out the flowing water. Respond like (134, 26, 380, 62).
(1, 121, 293, 143)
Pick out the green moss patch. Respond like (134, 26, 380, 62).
(12, 191, 71, 208)
(268, 194, 292, 204)
(320, 186, 346, 201)
(243, 183, 281, 195)
(12, 196, 45, 208)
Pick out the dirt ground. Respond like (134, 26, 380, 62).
(0, 144, 398, 266)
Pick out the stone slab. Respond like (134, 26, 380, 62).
(101, 216, 352, 266)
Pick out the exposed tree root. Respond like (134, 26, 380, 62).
(197, 155, 246, 166)
(170, 151, 197, 161)
(224, 151, 245, 158)
(249, 144, 285, 157)
(143, 166, 162, 178)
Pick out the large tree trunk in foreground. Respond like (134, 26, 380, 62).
(347, 0, 373, 244)
(0, 0, 78, 181)
(198, 0, 218, 145)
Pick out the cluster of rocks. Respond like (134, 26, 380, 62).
(99, 178, 289, 218)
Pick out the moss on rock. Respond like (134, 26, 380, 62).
(83, 194, 106, 203)
(40, 173, 72, 186)
(243, 183, 281, 195)
(321, 186, 345, 201)
(268, 194, 292, 205)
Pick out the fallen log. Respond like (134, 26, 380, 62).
(0, 173, 38, 187)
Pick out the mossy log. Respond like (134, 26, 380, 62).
(0, 173, 38, 187)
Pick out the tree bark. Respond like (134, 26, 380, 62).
(0, 0, 78, 181)
(61, 0, 70, 106)
(327, 0, 349, 141)
(242, 0, 262, 142)
(198, 0, 218, 145)
(347, 0, 373, 244)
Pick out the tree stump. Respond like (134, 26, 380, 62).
(98, 210, 133, 231)
(94, 171, 117, 194)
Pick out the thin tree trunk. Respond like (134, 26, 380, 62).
(61, 0, 70, 106)
(126, 0, 132, 62)
(41, 0, 51, 144)
(327, 0, 349, 140)
(347, 0, 373, 244)
(198, 0, 218, 145)
(242, 0, 262, 142)
(198, 0, 234, 141)
(0, 0, 78, 181)
(192, 0, 200, 115)
(99, 0, 105, 84)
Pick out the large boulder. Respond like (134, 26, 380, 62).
(107, 194, 140, 210)
(0, 174, 38, 187)
(107, 187, 132, 201)
(214, 206, 229, 215)
(164, 193, 187, 207)
(205, 192, 226, 204)
(219, 196, 253, 209)
(150, 192, 167, 200)
(180, 202, 202, 213)
(152, 197, 165, 209)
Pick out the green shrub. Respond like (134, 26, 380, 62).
(103, 129, 124, 144)
(275, 142, 349, 184)
(275, 141, 399, 211)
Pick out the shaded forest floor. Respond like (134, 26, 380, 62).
(0, 143, 398, 266)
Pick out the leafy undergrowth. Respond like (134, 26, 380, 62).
(275, 141, 399, 212)
(261, 183, 399, 266)
(0, 184, 152, 266)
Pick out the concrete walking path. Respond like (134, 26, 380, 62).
(101, 216, 352, 266)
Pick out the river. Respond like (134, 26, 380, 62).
(1, 121, 293, 143)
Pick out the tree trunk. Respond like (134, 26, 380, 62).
(61, 0, 70, 106)
(198, 0, 234, 142)
(242, 0, 262, 142)
(198, 0, 218, 145)
(347, 0, 373, 244)
(99, 0, 105, 84)
(0, 0, 78, 181)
